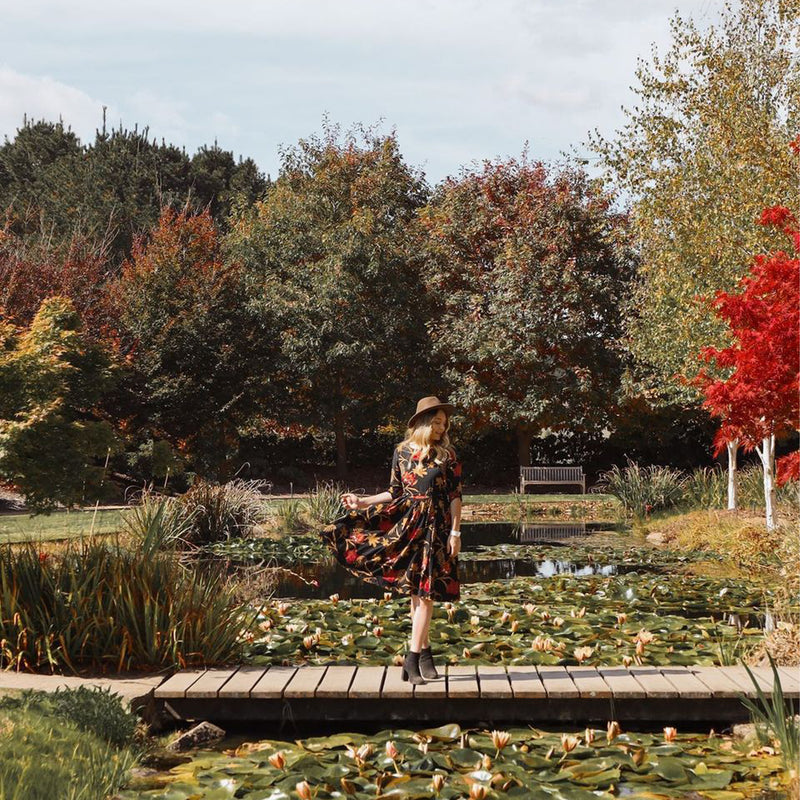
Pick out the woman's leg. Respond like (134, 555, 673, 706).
(409, 595, 431, 649)
(410, 597, 433, 652)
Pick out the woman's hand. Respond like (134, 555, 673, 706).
(341, 492, 363, 510)
(448, 534, 461, 557)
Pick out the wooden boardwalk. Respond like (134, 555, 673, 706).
(155, 664, 800, 724)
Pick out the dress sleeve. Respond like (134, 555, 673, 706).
(446, 449, 463, 503)
(388, 445, 403, 500)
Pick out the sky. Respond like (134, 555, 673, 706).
(1, 0, 723, 185)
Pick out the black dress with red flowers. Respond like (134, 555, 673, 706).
(320, 443, 463, 601)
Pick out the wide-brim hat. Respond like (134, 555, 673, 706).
(408, 395, 456, 427)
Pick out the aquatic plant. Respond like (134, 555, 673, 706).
(305, 480, 346, 525)
(123, 490, 196, 554)
(738, 652, 799, 774)
(275, 497, 307, 534)
(0, 540, 246, 672)
(597, 459, 687, 518)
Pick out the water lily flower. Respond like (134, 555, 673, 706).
(341, 634, 354, 646)
(470, 615, 481, 627)
(373, 626, 384, 637)
(634, 629, 655, 644)
(523, 603, 536, 615)
(544, 745, 555, 759)
(552, 617, 565, 628)
(584, 727, 595, 744)
(500, 611, 511, 623)
(491, 730, 511, 752)
(295, 781, 312, 800)
(561, 734, 580, 752)
(574, 646, 594, 663)
(385, 740, 400, 760)
(622, 655, 633, 667)
(663, 726, 677, 742)
(431, 773, 446, 793)
(469, 785, 487, 800)
(356, 743, 373, 761)
(302, 635, 316, 649)
(575, 606, 586, 618)
(383, 592, 393, 601)
(258, 620, 272, 632)
(635, 639, 646, 656)
(268, 751, 286, 769)
(462, 647, 472, 659)
(277, 602, 290, 616)
(510, 620, 519, 633)
(607, 721, 622, 742)
(540, 610, 551, 620)
(481, 753, 493, 770)
(616, 612, 627, 625)
(329, 593, 340, 604)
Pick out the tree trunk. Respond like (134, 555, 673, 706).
(334, 407, 348, 479)
(726, 439, 738, 511)
(756, 434, 777, 530)
(516, 424, 533, 467)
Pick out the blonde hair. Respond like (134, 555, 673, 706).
(399, 408, 454, 464)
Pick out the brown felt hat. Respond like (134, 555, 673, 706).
(408, 395, 456, 428)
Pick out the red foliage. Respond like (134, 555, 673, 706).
(0, 229, 112, 332)
(697, 206, 799, 456)
(776, 451, 799, 487)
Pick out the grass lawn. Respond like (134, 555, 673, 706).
(465, 492, 616, 504)
(0, 508, 129, 544)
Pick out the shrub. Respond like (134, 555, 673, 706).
(0, 540, 245, 672)
(0, 703, 136, 800)
(0, 685, 137, 749)
(178, 478, 271, 545)
(305, 480, 345, 525)
(123, 490, 196, 554)
(683, 466, 727, 509)
(275, 498, 307, 534)
(597, 459, 687, 517)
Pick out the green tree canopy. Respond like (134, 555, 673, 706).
(227, 123, 436, 475)
(420, 155, 635, 465)
(0, 297, 117, 511)
(588, 0, 799, 403)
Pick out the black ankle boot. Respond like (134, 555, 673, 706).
(419, 646, 439, 679)
(401, 650, 425, 684)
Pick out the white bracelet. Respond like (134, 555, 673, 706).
(449, 529, 461, 538)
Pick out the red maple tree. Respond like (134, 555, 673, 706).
(697, 205, 799, 517)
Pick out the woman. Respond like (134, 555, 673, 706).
(320, 396, 463, 684)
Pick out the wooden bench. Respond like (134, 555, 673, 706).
(520, 466, 585, 494)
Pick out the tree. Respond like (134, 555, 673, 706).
(107, 207, 273, 478)
(0, 297, 117, 512)
(227, 122, 434, 477)
(698, 206, 799, 529)
(588, 0, 799, 403)
(419, 155, 635, 466)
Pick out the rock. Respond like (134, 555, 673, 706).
(731, 722, 757, 739)
(140, 748, 193, 768)
(166, 720, 226, 752)
(645, 531, 666, 544)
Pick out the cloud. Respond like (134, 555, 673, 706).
(0, 66, 110, 143)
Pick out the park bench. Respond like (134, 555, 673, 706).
(519, 465, 585, 494)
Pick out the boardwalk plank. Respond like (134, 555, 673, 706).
(381, 666, 414, 699)
(537, 666, 578, 699)
(218, 667, 268, 699)
(506, 666, 547, 698)
(597, 667, 647, 699)
(566, 666, 612, 698)
(447, 665, 479, 698)
(726, 666, 778, 695)
(658, 667, 713, 699)
(283, 666, 328, 698)
(348, 667, 386, 699)
(690, 667, 749, 698)
(154, 670, 206, 699)
(477, 665, 513, 699)
(414, 673, 447, 698)
(186, 669, 239, 699)
(316, 666, 357, 698)
(776, 666, 799, 694)
(250, 666, 298, 699)
(628, 666, 676, 698)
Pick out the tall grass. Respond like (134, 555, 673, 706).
(597, 459, 687, 517)
(739, 653, 799, 773)
(305, 480, 345, 525)
(178, 478, 271, 545)
(123, 491, 196, 554)
(0, 540, 246, 672)
(275, 498, 307, 534)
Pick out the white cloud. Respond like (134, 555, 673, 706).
(0, 66, 110, 143)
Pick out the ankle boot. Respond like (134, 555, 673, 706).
(401, 650, 425, 684)
(419, 646, 439, 679)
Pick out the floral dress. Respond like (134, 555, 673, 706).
(320, 443, 464, 601)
